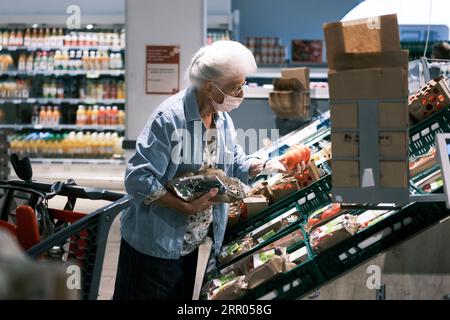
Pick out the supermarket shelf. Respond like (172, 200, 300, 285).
(0, 98, 125, 105)
(28, 158, 125, 165)
(0, 45, 124, 52)
(0, 124, 125, 131)
(0, 70, 125, 77)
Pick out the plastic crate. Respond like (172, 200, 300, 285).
(314, 201, 450, 280)
(229, 175, 332, 240)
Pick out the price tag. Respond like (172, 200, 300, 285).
(12, 99, 22, 104)
(26, 98, 36, 103)
(86, 71, 100, 79)
(34, 125, 43, 130)
(7, 46, 17, 51)
(0, 100, 5, 104)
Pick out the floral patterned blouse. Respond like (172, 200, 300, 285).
(180, 128, 217, 256)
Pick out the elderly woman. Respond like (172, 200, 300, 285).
(113, 41, 302, 300)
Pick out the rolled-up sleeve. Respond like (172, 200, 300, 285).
(124, 113, 174, 205)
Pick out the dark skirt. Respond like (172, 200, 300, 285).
(113, 238, 198, 300)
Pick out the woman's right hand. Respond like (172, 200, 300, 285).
(181, 188, 219, 215)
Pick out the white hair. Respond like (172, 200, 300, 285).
(187, 40, 257, 88)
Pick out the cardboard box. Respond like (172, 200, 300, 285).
(331, 102, 409, 130)
(328, 67, 408, 100)
(280, 67, 309, 91)
(378, 102, 409, 129)
(332, 161, 360, 188)
(380, 161, 408, 188)
(331, 104, 359, 129)
(331, 132, 408, 158)
(245, 255, 285, 290)
(332, 160, 408, 188)
(242, 196, 269, 220)
(330, 50, 409, 71)
(269, 176, 300, 202)
(324, 14, 401, 70)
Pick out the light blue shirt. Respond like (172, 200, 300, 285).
(121, 86, 254, 259)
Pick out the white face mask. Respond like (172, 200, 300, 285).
(211, 83, 244, 113)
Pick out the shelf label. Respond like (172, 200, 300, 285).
(0, 100, 5, 104)
(86, 71, 100, 79)
(34, 125, 43, 129)
(12, 99, 22, 104)
(26, 98, 36, 103)
(7, 46, 17, 51)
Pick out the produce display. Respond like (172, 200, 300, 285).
(409, 146, 436, 177)
(306, 203, 344, 231)
(309, 214, 358, 253)
(205, 247, 297, 300)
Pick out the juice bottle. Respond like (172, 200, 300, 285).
(31, 105, 40, 125)
(39, 106, 46, 125)
(47, 51, 54, 71)
(26, 53, 34, 71)
(118, 109, 125, 125)
(52, 106, 60, 126)
(16, 29, 24, 46)
(8, 30, 16, 47)
(76, 105, 86, 126)
(23, 28, 31, 47)
(98, 106, 106, 125)
(18, 53, 27, 71)
(45, 106, 53, 126)
(91, 105, 99, 125)
(105, 106, 112, 125)
(111, 106, 119, 125)
(86, 106, 93, 125)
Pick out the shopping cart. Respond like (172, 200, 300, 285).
(0, 154, 130, 300)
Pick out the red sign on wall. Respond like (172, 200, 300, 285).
(146, 45, 180, 94)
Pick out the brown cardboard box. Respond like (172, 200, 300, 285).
(245, 255, 285, 290)
(332, 132, 408, 158)
(331, 102, 409, 129)
(332, 161, 360, 188)
(328, 67, 408, 100)
(324, 14, 401, 70)
(380, 161, 408, 188)
(378, 132, 408, 157)
(281, 67, 309, 91)
(331, 50, 409, 71)
(332, 160, 408, 188)
(378, 102, 409, 129)
(331, 104, 358, 129)
(243, 196, 269, 220)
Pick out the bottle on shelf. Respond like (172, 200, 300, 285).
(39, 106, 46, 125)
(8, 29, 16, 47)
(31, 105, 40, 125)
(18, 53, 27, 71)
(92, 105, 99, 125)
(76, 104, 86, 125)
(1, 30, 9, 46)
(86, 106, 93, 125)
(56, 80, 64, 99)
(23, 28, 31, 47)
(16, 29, 24, 46)
(52, 106, 60, 126)
(118, 109, 125, 125)
(111, 105, 119, 125)
(98, 106, 106, 125)
(105, 106, 112, 125)
(45, 106, 53, 126)
(26, 53, 34, 72)
(40, 51, 48, 71)
(47, 51, 55, 71)
(33, 51, 41, 71)
(30, 28, 37, 48)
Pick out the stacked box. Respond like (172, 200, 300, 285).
(324, 14, 410, 204)
(245, 37, 286, 65)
